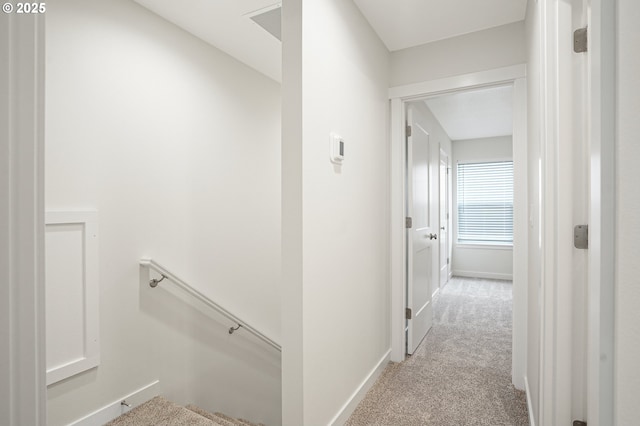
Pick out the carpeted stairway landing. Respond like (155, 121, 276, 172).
(105, 396, 264, 426)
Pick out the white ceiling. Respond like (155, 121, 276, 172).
(133, 0, 527, 81)
(133, 0, 282, 82)
(354, 0, 528, 51)
(423, 85, 514, 141)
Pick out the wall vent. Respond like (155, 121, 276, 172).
(248, 6, 281, 41)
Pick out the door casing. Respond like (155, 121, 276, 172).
(388, 65, 528, 394)
(438, 149, 449, 290)
(0, 11, 47, 426)
(586, 0, 615, 424)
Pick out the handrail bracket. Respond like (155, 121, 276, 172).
(149, 274, 167, 288)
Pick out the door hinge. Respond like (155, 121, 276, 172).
(405, 217, 412, 229)
(405, 308, 412, 319)
(574, 27, 588, 53)
(574, 225, 588, 249)
(447, 257, 450, 265)
(406, 125, 412, 137)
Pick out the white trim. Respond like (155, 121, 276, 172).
(511, 77, 528, 392)
(45, 211, 100, 385)
(452, 271, 513, 281)
(389, 98, 406, 363)
(0, 11, 46, 426)
(587, 0, 616, 424)
(69, 380, 160, 426)
(538, 1, 559, 421)
(414, 300, 431, 318)
(538, 1, 591, 422)
(454, 243, 513, 250)
(389, 66, 528, 379)
(389, 64, 526, 100)
(524, 376, 536, 426)
(329, 350, 390, 426)
(439, 148, 450, 292)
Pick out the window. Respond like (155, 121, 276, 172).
(457, 161, 513, 244)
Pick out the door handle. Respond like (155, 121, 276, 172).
(429, 233, 438, 240)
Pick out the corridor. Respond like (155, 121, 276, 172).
(346, 277, 528, 425)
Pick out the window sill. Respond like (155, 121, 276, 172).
(455, 243, 513, 250)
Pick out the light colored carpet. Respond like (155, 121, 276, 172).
(105, 396, 263, 426)
(185, 405, 238, 426)
(105, 396, 221, 426)
(346, 277, 529, 426)
(212, 411, 263, 426)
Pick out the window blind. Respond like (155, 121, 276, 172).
(457, 161, 513, 244)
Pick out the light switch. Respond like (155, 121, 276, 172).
(330, 132, 344, 164)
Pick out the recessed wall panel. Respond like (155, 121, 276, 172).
(45, 211, 99, 385)
(46, 223, 86, 368)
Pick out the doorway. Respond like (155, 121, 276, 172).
(404, 85, 516, 355)
(389, 65, 528, 391)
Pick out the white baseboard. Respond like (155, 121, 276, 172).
(524, 376, 536, 426)
(452, 270, 513, 281)
(432, 287, 440, 300)
(69, 380, 160, 426)
(329, 349, 391, 426)
(512, 371, 525, 391)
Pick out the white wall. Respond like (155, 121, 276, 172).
(616, 0, 640, 422)
(390, 21, 526, 87)
(451, 136, 513, 280)
(45, 1, 281, 425)
(281, 0, 390, 424)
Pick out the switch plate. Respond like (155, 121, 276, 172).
(330, 132, 344, 164)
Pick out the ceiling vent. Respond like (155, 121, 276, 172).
(248, 5, 281, 41)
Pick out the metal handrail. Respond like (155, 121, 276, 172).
(140, 258, 281, 352)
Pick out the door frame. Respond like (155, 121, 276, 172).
(388, 65, 528, 392)
(0, 11, 47, 426)
(586, 0, 615, 423)
(535, 0, 615, 423)
(438, 148, 450, 291)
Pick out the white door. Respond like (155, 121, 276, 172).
(439, 151, 449, 288)
(406, 107, 437, 355)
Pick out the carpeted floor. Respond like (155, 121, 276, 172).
(346, 277, 529, 426)
(104, 395, 264, 426)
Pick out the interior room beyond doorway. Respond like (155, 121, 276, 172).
(395, 73, 527, 392)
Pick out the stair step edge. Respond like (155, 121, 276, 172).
(106, 396, 219, 426)
(185, 405, 241, 426)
